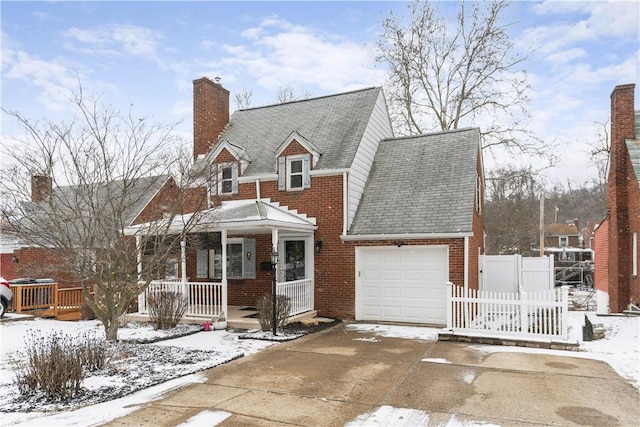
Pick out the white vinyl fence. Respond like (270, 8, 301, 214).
(480, 255, 554, 293)
(277, 278, 314, 316)
(446, 282, 569, 340)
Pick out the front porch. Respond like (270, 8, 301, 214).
(126, 199, 320, 330)
(134, 278, 316, 330)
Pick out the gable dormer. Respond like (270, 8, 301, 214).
(209, 141, 251, 196)
(275, 131, 321, 191)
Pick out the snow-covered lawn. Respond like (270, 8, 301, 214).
(0, 311, 638, 427)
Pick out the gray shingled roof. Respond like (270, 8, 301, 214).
(194, 87, 382, 176)
(349, 128, 480, 235)
(23, 175, 169, 227)
(627, 110, 640, 185)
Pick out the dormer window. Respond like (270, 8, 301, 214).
(210, 162, 238, 195)
(289, 157, 304, 189)
(278, 154, 310, 191)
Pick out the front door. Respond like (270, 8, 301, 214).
(281, 239, 306, 282)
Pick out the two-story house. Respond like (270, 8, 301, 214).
(130, 77, 485, 326)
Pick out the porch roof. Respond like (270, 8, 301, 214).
(125, 199, 317, 236)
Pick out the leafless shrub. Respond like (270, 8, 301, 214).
(147, 291, 188, 330)
(256, 294, 291, 332)
(13, 330, 107, 401)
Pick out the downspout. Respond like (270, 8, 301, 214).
(220, 229, 228, 329)
(343, 171, 348, 236)
(464, 236, 469, 292)
(256, 179, 261, 200)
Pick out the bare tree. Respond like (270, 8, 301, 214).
(484, 166, 544, 255)
(376, 0, 546, 156)
(0, 84, 205, 341)
(234, 86, 253, 110)
(274, 84, 313, 104)
(588, 120, 610, 185)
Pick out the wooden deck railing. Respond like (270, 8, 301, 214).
(9, 283, 90, 319)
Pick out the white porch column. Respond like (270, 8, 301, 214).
(221, 229, 228, 324)
(180, 240, 187, 295)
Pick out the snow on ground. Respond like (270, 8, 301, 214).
(0, 311, 638, 427)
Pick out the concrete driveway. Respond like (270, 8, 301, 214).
(102, 323, 640, 427)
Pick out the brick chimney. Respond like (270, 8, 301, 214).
(193, 77, 230, 160)
(608, 83, 635, 313)
(31, 175, 52, 202)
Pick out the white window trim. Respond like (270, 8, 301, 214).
(559, 236, 569, 247)
(286, 155, 307, 191)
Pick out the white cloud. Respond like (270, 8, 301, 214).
(219, 17, 384, 93)
(63, 24, 162, 58)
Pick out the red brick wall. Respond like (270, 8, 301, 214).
(193, 77, 229, 160)
(608, 84, 636, 312)
(0, 253, 16, 280)
(12, 247, 79, 288)
(593, 218, 609, 293)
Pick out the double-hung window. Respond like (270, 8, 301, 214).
(278, 154, 310, 191)
(210, 162, 238, 195)
(196, 238, 256, 280)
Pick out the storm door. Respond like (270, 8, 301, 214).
(282, 239, 306, 282)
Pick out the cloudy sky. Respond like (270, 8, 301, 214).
(1, 1, 638, 186)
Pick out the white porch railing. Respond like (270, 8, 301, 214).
(277, 278, 314, 316)
(139, 280, 223, 319)
(446, 283, 569, 340)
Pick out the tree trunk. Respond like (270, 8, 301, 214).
(104, 317, 119, 342)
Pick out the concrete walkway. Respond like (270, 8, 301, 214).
(102, 323, 640, 427)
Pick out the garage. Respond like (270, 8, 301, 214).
(355, 245, 449, 325)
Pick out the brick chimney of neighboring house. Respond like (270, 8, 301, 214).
(193, 77, 230, 160)
(608, 83, 636, 313)
(31, 175, 52, 202)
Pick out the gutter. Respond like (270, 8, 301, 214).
(341, 232, 473, 241)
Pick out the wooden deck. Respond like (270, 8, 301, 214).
(9, 283, 87, 321)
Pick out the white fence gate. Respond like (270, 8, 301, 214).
(480, 255, 554, 293)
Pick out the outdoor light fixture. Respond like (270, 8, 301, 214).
(11, 255, 18, 263)
(315, 240, 323, 252)
(270, 250, 279, 336)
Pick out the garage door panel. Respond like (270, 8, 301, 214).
(356, 246, 449, 325)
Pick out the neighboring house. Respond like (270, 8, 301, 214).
(7, 174, 179, 287)
(544, 220, 580, 249)
(600, 83, 640, 313)
(131, 77, 485, 325)
(0, 225, 21, 279)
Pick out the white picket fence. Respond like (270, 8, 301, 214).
(276, 278, 314, 316)
(446, 282, 569, 340)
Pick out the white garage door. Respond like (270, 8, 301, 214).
(356, 246, 449, 325)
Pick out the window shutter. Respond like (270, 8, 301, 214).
(303, 154, 311, 188)
(231, 162, 239, 194)
(196, 249, 208, 278)
(209, 164, 217, 196)
(243, 238, 256, 279)
(278, 157, 286, 190)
